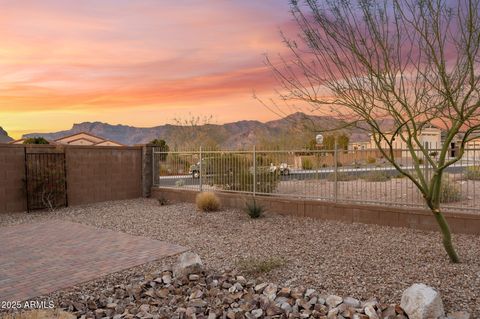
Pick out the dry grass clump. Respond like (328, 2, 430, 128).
(361, 171, 391, 182)
(327, 171, 356, 182)
(196, 191, 221, 212)
(2, 310, 75, 319)
(464, 166, 480, 180)
(237, 257, 285, 275)
(440, 178, 462, 203)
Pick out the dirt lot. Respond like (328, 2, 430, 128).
(1, 199, 479, 316)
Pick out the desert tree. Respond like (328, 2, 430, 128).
(266, 0, 480, 262)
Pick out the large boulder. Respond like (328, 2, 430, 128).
(400, 283, 445, 319)
(173, 252, 203, 277)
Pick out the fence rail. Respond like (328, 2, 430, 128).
(153, 145, 480, 213)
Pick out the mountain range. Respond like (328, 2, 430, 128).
(22, 112, 370, 148)
(0, 127, 13, 143)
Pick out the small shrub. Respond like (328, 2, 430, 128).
(196, 192, 220, 212)
(237, 257, 285, 275)
(327, 171, 355, 181)
(464, 166, 480, 180)
(366, 156, 376, 164)
(175, 179, 186, 187)
(439, 178, 462, 203)
(158, 197, 169, 206)
(302, 158, 313, 170)
(361, 171, 390, 182)
(245, 197, 264, 219)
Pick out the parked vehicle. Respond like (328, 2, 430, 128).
(269, 163, 290, 175)
(189, 158, 233, 179)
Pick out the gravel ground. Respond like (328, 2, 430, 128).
(1, 199, 479, 316)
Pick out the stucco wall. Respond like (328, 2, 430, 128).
(0, 144, 144, 213)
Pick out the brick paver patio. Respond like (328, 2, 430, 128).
(0, 220, 187, 302)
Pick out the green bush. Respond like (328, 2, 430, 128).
(245, 197, 264, 219)
(439, 178, 462, 203)
(302, 158, 313, 170)
(210, 154, 280, 194)
(175, 179, 185, 187)
(23, 137, 49, 144)
(327, 171, 356, 181)
(361, 171, 390, 182)
(464, 166, 480, 180)
(237, 257, 285, 275)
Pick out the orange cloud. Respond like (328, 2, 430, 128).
(0, 1, 299, 137)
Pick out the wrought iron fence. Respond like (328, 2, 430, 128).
(153, 145, 480, 213)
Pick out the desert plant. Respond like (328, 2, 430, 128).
(361, 171, 391, 182)
(196, 192, 220, 212)
(264, 0, 480, 262)
(150, 139, 169, 161)
(366, 156, 376, 164)
(439, 178, 462, 203)
(23, 137, 49, 144)
(245, 197, 264, 219)
(236, 257, 285, 275)
(464, 166, 480, 181)
(158, 196, 168, 206)
(302, 158, 313, 170)
(175, 179, 185, 187)
(327, 171, 355, 182)
(209, 154, 280, 194)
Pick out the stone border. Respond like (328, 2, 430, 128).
(152, 187, 480, 235)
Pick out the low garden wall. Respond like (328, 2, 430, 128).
(152, 187, 480, 235)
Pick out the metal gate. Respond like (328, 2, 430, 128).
(25, 152, 68, 212)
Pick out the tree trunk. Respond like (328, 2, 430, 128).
(432, 209, 460, 263)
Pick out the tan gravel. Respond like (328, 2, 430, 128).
(1, 198, 479, 316)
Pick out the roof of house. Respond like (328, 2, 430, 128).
(54, 132, 124, 146)
(54, 131, 106, 142)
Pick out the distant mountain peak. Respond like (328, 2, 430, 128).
(23, 112, 368, 148)
(0, 127, 13, 143)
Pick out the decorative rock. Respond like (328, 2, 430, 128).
(173, 252, 203, 277)
(381, 305, 397, 318)
(400, 284, 445, 319)
(189, 274, 200, 281)
(448, 311, 471, 319)
(327, 307, 339, 319)
(326, 295, 343, 308)
(364, 305, 379, 319)
(344, 296, 361, 308)
(262, 283, 278, 300)
(251, 309, 263, 318)
(305, 288, 316, 298)
(254, 282, 268, 293)
(162, 273, 172, 284)
(277, 287, 291, 297)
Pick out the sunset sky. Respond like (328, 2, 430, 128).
(0, 0, 295, 138)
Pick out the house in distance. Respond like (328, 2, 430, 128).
(10, 132, 124, 147)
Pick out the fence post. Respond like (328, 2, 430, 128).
(253, 145, 256, 196)
(334, 139, 338, 203)
(151, 146, 157, 188)
(199, 146, 203, 192)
